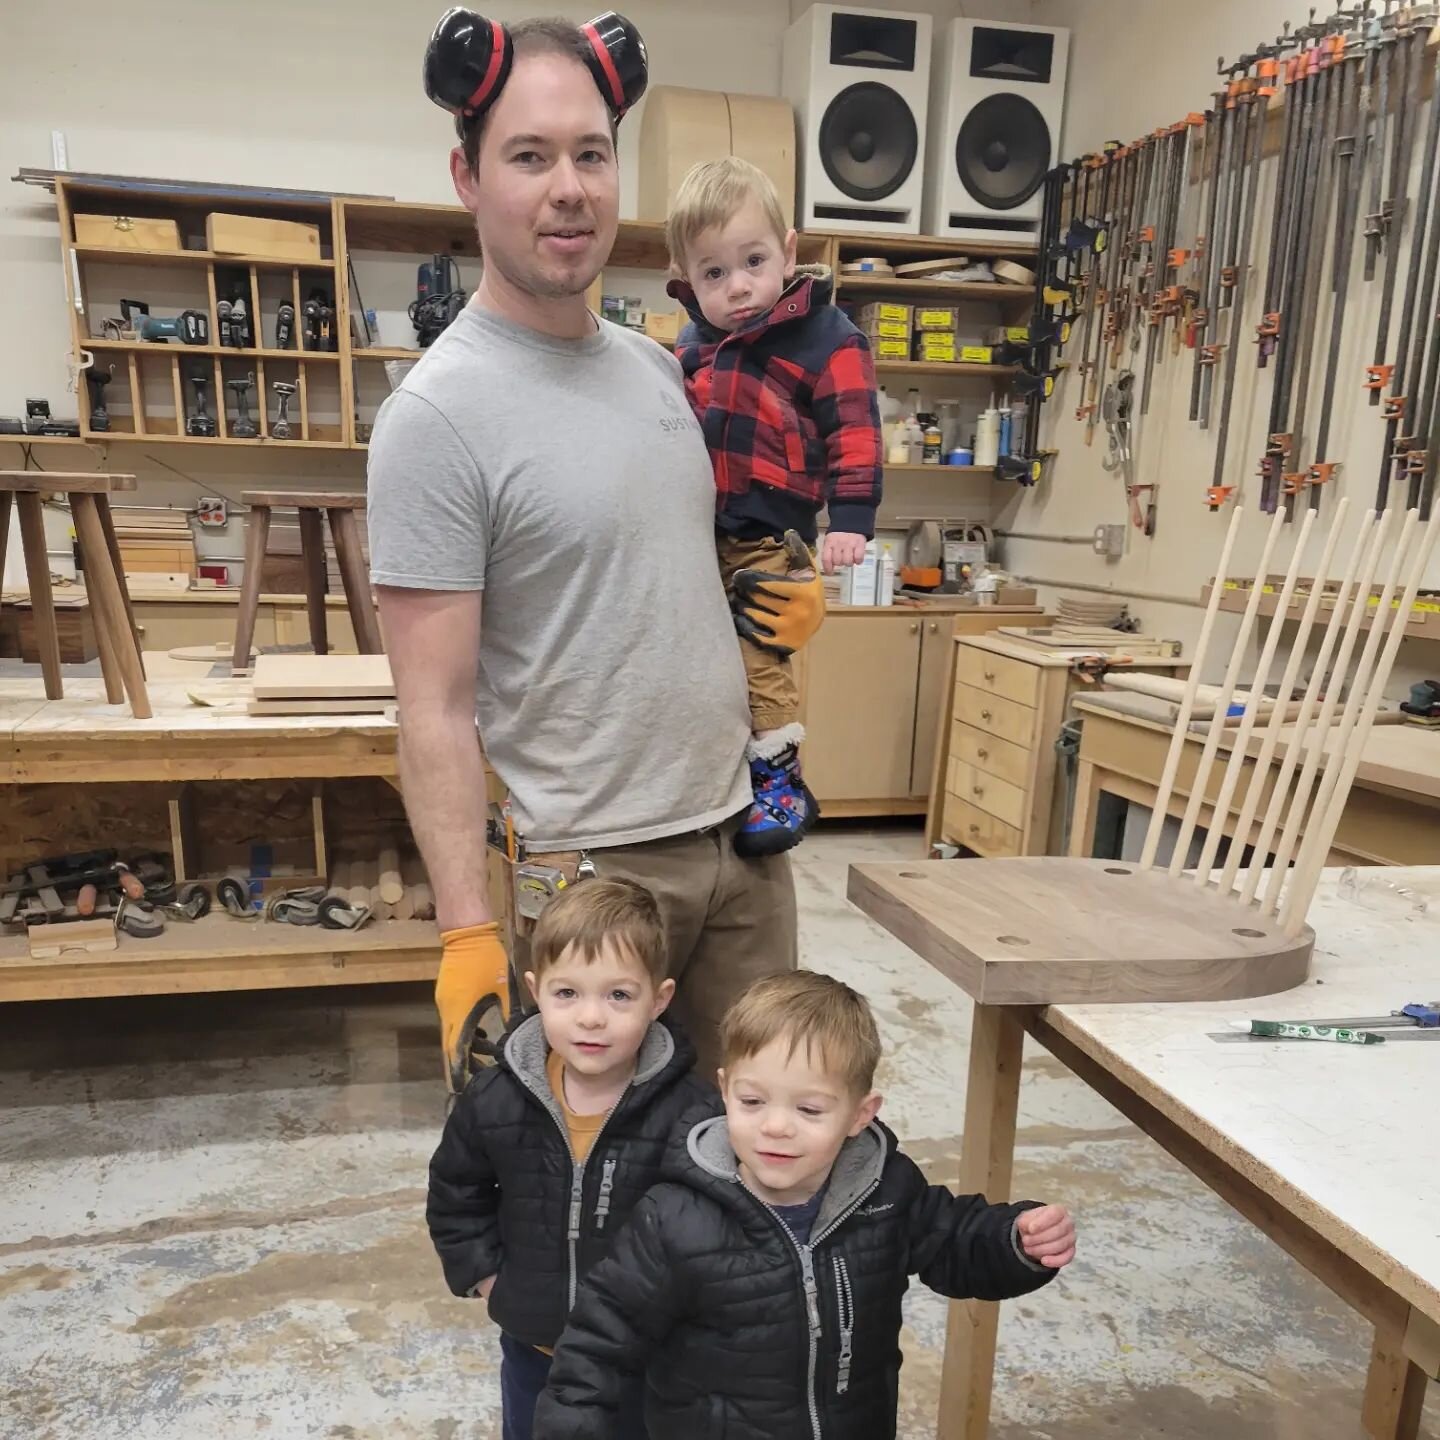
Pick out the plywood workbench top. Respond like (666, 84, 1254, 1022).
(1043, 864, 1440, 1328)
(1074, 693, 1440, 804)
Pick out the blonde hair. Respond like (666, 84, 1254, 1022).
(720, 971, 882, 1096)
(529, 877, 667, 985)
(666, 157, 789, 272)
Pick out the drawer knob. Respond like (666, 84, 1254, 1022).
(909, 622, 919, 633)
(968, 823, 980, 835)
(977, 748, 989, 759)
(972, 785, 984, 797)
(983, 669, 996, 681)
(981, 708, 993, 721)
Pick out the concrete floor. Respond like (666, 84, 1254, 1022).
(0, 824, 1433, 1440)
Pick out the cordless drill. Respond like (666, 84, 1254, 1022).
(85, 363, 115, 433)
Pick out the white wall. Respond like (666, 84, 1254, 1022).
(1014, 0, 1440, 697)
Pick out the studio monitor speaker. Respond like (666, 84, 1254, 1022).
(782, 5, 932, 235)
(925, 19, 1069, 242)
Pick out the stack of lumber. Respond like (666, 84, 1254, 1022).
(248, 652, 394, 715)
(110, 507, 196, 581)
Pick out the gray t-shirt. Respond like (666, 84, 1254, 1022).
(366, 304, 752, 852)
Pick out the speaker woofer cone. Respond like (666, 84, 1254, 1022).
(955, 92, 1051, 210)
(818, 81, 918, 202)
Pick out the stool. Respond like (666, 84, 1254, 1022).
(0, 471, 151, 719)
(233, 491, 382, 673)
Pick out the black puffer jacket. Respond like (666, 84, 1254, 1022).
(534, 1116, 1057, 1440)
(426, 1013, 719, 1348)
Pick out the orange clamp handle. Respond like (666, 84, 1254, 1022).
(1364, 363, 1394, 392)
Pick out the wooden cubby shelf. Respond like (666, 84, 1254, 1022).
(47, 177, 1042, 451)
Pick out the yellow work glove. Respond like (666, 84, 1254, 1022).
(731, 530, 827, 657)
(436, 921, 512, 1095)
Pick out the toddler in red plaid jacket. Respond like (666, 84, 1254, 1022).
(666, 158, 884, 858)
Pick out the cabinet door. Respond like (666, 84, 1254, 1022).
(803, 613, 922, 801)
(910, 618, 952, 796)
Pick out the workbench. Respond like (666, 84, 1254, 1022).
(0, 666, 461, 1003)
(851, 864, 1440, 1440)
(1069, 694, 1440, 866)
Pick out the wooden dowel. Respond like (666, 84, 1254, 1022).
(378, 845, 403, 904)
(348, 858, 374, 912)
(1238, 507, 1375, 905)
(328, 859, 352, 901)
(1167, 509, 1287, 878)
(1280, 512, 1437, 933)
(1259, 509, 1399, 914)
(1193, 508, 1317, 883)
(1139, 505, 1245, 868)
(1223, 498, 1354, 897)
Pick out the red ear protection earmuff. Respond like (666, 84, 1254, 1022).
(423, 8, 648, 124)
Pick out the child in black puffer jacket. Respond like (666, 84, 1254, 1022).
(535, 971, 1076, 1440)
(427, 878, 719, 1440)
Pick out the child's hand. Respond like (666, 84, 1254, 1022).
(822, 531, 870, 575)
(1016, 1205, 1075, 1269)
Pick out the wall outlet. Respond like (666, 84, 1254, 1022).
(1092, 523, 1125, 558)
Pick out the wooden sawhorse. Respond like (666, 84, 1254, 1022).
(0, 470, 150, 718)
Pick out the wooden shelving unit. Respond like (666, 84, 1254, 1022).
(884, 463, 995, 477)
(1202, 581, 1440, 641)
(59, 178, 347, 448)
(876, 361, 1020, 378)
(45, 180, 1042, 450)
(836, 276, 1035, 303)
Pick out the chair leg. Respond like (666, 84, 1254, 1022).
(233, 504, 271, 673)
(298, 507, 330, 655)
(95, 495, 146, 676)
(72, 495, 151, 719)
(74, 517, 125, 706)
(15, 492, 64, 699)
(328, 508, 382, 653)
(0, 493, 12, 590)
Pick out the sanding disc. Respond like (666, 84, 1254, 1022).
(842, 257, 896, 276)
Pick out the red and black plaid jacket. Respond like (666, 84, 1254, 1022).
(667, 265, 883, 538)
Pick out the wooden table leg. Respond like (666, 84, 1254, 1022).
(72, 495, 152, 719)
(95, 495, 145, 674)
(15, 492, 63, 699)
(0, 492, 12, 588)
(233, 504, 271, 673)
(328, 507, 382, 653)
(938, 1003, 1025, 1440)
(1067, 759, 1101, 858)
(1362, 1323, 1428, 1440)
(298, 507, 329, 655)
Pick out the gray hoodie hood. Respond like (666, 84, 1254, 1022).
(686, 1113, 888, 1237)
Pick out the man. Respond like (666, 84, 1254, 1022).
(368, 12, 820, 1095)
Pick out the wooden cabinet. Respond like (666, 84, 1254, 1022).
(803, 612, 923, 805)
(800, 606, 1051, 817)
(928, 634, 1190, 857)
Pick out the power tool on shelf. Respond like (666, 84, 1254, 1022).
(275, 301, 296, 350)
(271, 380, 297, 439)
(84, 362, 115, 432)
(185, 368, 217, 437)
(301, 288, 336, 351)
(120, 298, 210, 345)
(411, 254, 465, 346)
(227, 373, 259, 438)
(1400, 678, 1440, 728)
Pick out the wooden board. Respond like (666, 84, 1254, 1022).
(26, 916, 117, 959)
(251, 652, 393, 699)
(247, 697, 392, 715)
(0, 472, 137, 494)
(205, 211, 321, 261)
(847, 858, 1312, 1005)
